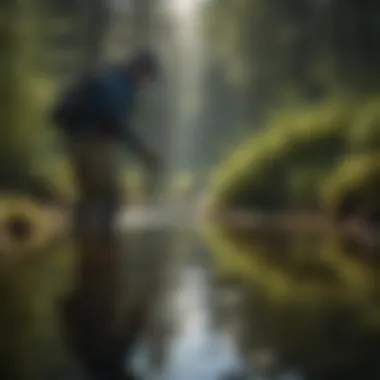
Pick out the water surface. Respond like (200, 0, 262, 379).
(2, 207, 380, 380)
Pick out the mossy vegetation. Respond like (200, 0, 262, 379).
(0, 194, 67, 260)
(206, 97, 380, 221)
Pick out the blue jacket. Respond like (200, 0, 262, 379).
(54, 63, 144, 151)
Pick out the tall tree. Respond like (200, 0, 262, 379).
(80, 0, 109, 71)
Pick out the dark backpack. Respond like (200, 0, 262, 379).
(52, 72, 102, 131)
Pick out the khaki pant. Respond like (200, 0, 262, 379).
(68, 137, 122, 237)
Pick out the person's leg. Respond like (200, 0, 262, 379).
(68, 139, 98, 238)
(68, 137, 122, 238)
(64, 138, 128, 378)
(91, 138, 122, 240)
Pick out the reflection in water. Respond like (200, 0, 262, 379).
(130, 233, 245, 380)
(204, 226, 380, 379)
(61, 234, 127, 379)
(3, 211, 380, 380)
(154, 236, 245, 380)
(0, 239, 76, 379)
(62, 225, 171, 379)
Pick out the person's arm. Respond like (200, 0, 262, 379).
(121, 125, 158, 167)
(100, 73, 158, 167)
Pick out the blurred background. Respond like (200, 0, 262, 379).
(2, 0, 380, 379)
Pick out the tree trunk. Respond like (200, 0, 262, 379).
(80, 0, 109, 72)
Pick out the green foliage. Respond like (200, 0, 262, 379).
(348, 96, 380, 153)
(208, 98, 357, 212)
(207, 94, 380, 219)
(205, 0, 380, 100)
(201, 0, 380, 167)
(322, 154, 380, 220)
(166, 171, 194, 197)
(0, 0, 87, 201)
(120, 166, 147, 204)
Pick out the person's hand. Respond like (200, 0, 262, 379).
(143, 149, 160, 171)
